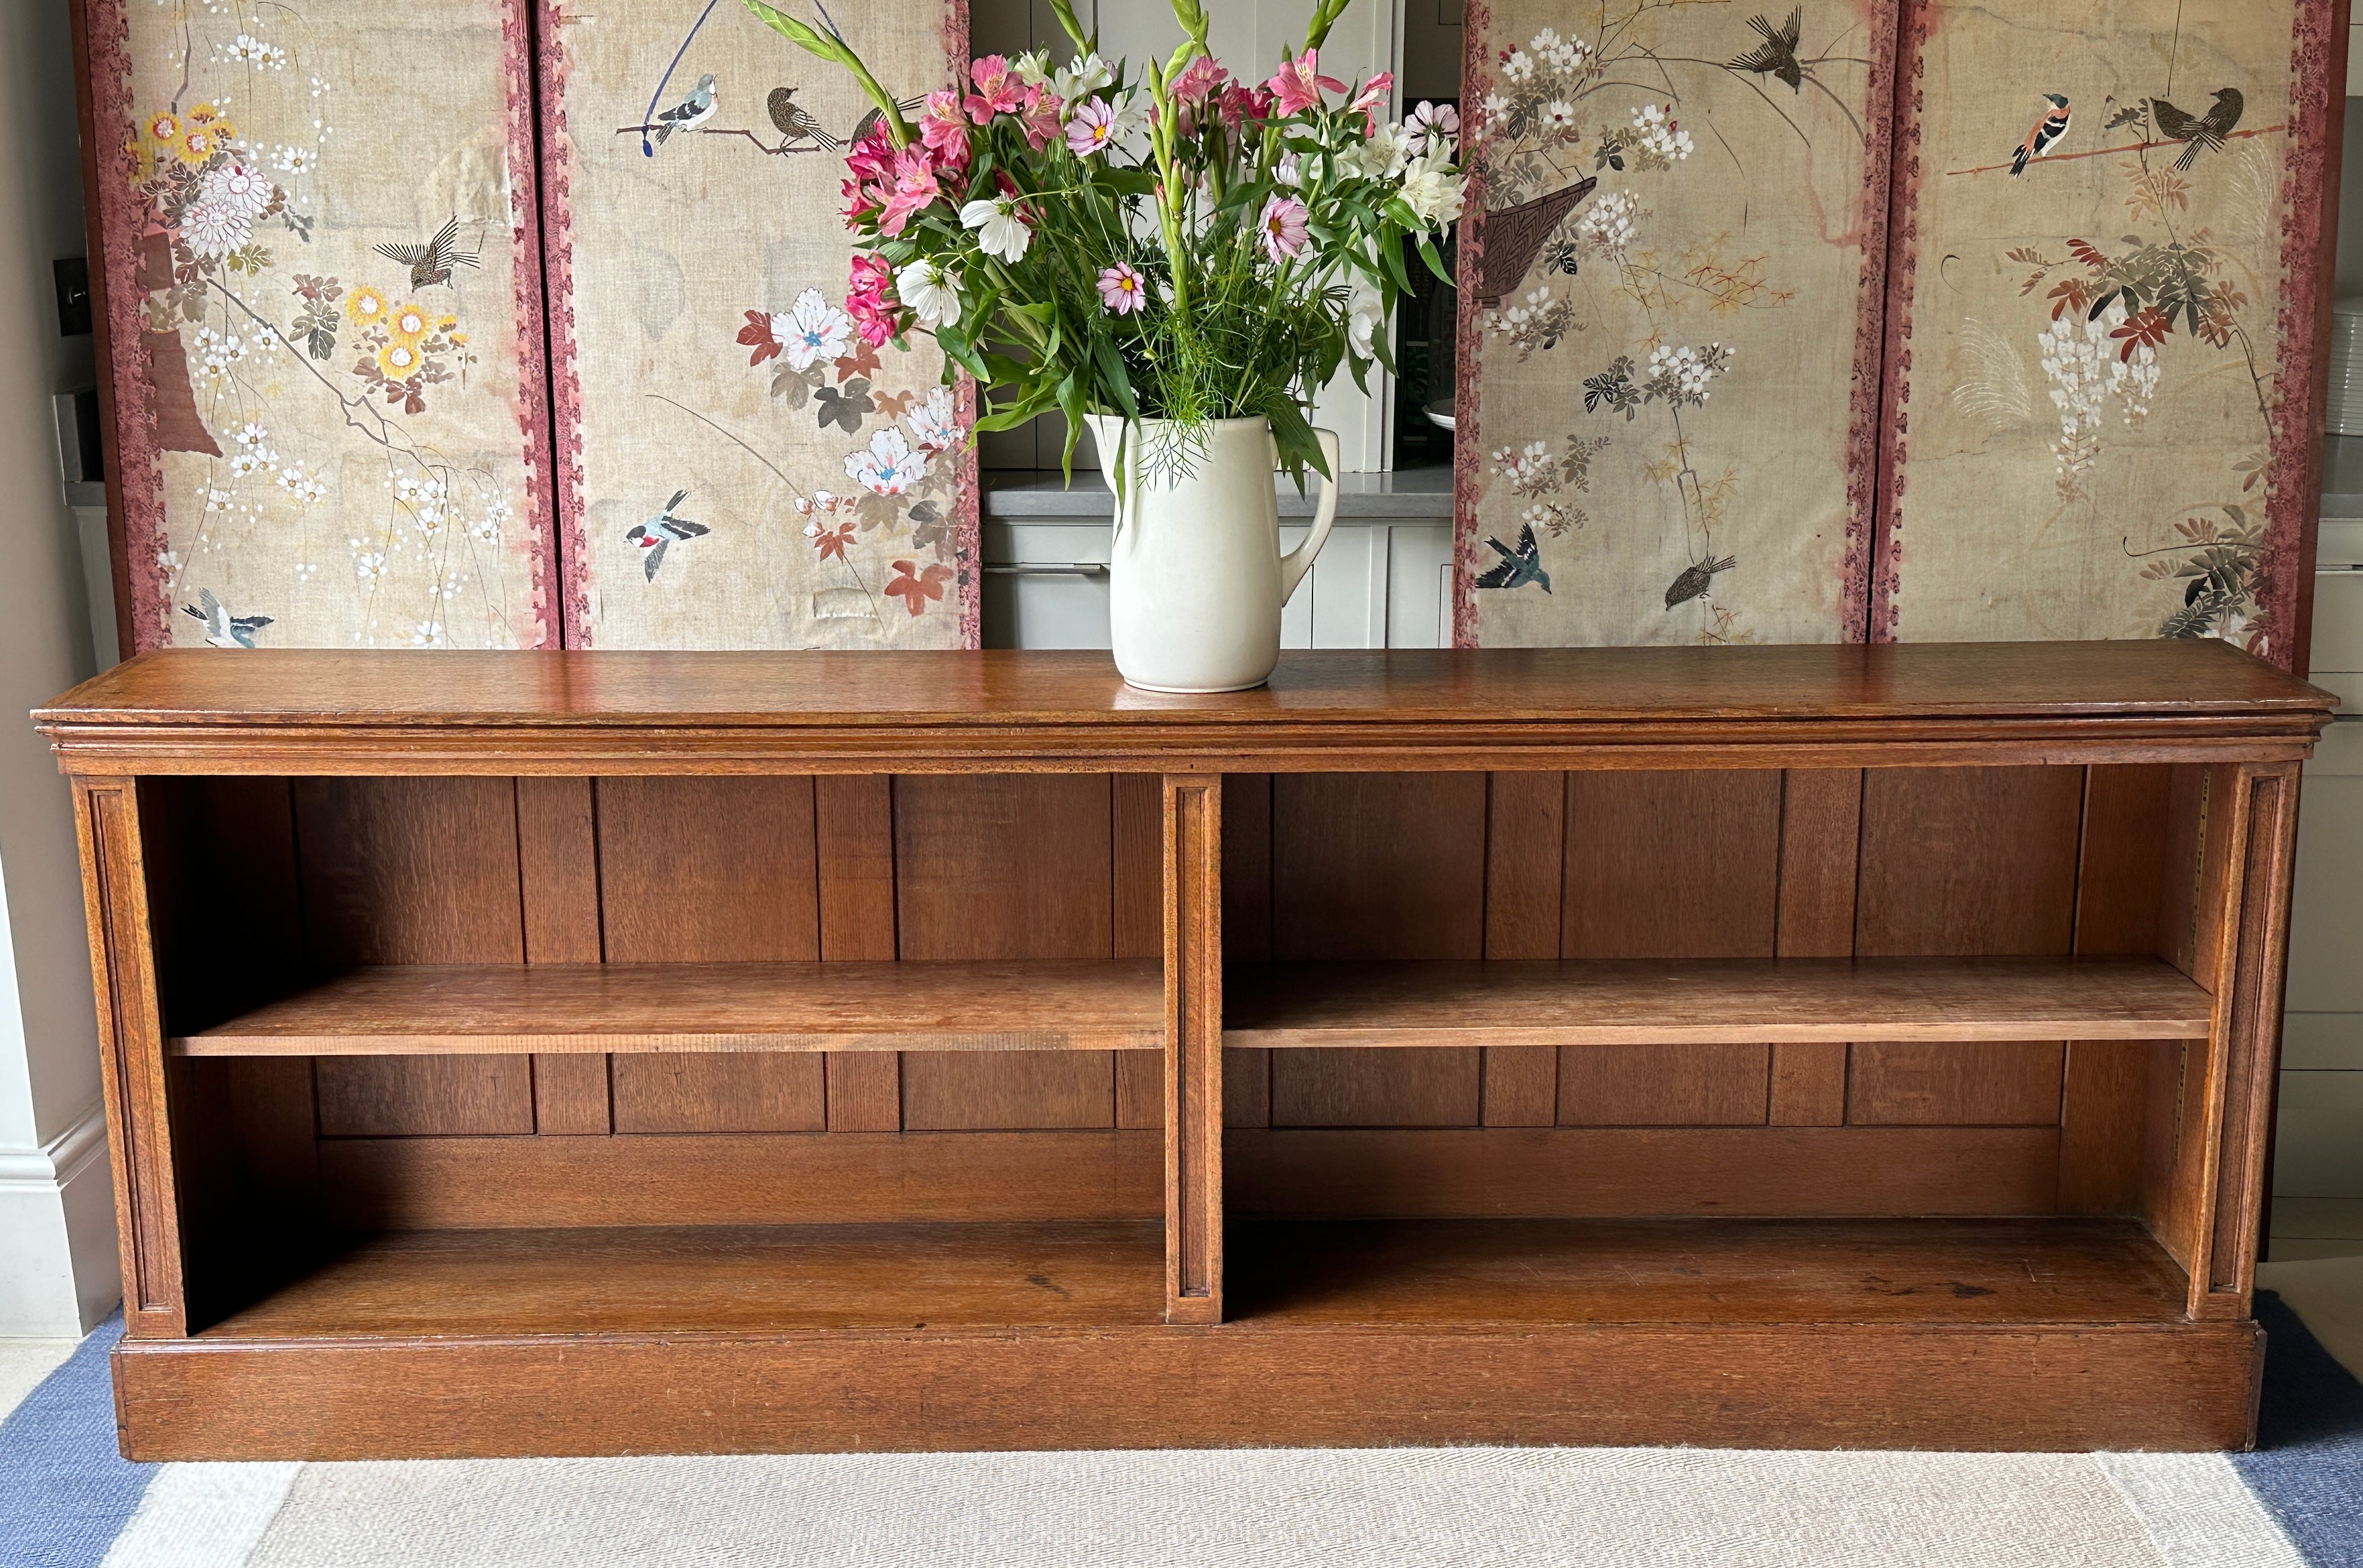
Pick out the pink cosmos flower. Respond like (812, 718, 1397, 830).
(1172, 55, 1229, 105)
(1264, 50, 1345, 116)
(1348, 71, 1393, 118)
(1257, 194, 1308, 261)
(920, 90, 971, 166)
(876, 145, 941, 236)
(1097, 262, 1147, 315)
(966, 54, 1026, 123)
(1404, 99, 1459, 154)
(1019, 86, 1064, 150)
(1065, 96, 1117, 156)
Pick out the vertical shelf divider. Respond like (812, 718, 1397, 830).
(1163, 772, 1224, 1324)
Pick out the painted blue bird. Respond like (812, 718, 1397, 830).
(2011, 94, 2072, 176)
(626, 490, 709, 580)
(182, 589, 273, 648)
(1475, 523, 1551, 594)
(648, 74, 718, 152)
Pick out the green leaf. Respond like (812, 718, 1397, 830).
(1416, 236, 1450, 286)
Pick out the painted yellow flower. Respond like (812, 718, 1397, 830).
(343, 286, 387, 326)
(448, 329, 468, 346)
(146, 112, 181, 146)
(175, 127, 218, 165)
(386, 302, 432, 343)
(436, 313, 458, 333)
(376, 340, 425, 378)
(125, 135, 155, 184)
(185, 101, 224, 126)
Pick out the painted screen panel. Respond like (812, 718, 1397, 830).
(84, 0, 558, 652)
(1873, 0, 2340, 667)
(541, 0, 980, 649)
(1455, 0, 1894, 648)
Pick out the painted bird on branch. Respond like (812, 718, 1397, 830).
(650, 74, 719, 150)
(768, 86, 844, 151)
(1665, 555, 1737, 609)
(2150, 87, 2244, 172)
(2011, 94, 2072, 176)
(1727, 8, 1805, 92)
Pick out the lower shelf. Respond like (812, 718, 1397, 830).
(198, 1216, 2185, 1340)
(203, 1222, 1168, 1338)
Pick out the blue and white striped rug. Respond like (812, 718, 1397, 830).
(5, 1289, 2358, 1567)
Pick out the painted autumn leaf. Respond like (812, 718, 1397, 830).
(739, 309, 784, 366)
(884, 559, 951, 616)
(2110, 305, 2173, 361)
(812, 520, 854, 561)
(835, 340, 882, 383)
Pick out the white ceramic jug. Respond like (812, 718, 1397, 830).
(1085, 414, 1340, 693)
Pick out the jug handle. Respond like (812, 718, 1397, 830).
(1279, 428, 1342, 603)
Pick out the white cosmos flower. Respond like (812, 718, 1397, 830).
(895, 258, 962, 329)
(960, 197, 1032, 263)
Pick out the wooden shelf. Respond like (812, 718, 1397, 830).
(1223, 957, 2214, 1048)
(169, 960, 1163, 1057)
(200, 1222, 1166, 1339)
(195, 1216, 2182, 1342)
(1225, 1218, 2188, 1325)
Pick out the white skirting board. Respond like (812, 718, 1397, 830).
(0, 1103, 119, 1336)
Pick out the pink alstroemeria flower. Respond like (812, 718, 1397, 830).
(1257, 194, 1309, 261)
(845, 253, 902, 348)
(966, 54, 1027, 123)
(875, 145, 941, 236)
(1348, 70, 1393, 118)
(919, 90, 971, 168)
(1172, 55, 1229, 104)
(1065, 96, 1118, 156)
(1097, 262, 1147, 315)
(1264, 50, 1345, 116)
(1019, 86, 1065, 150)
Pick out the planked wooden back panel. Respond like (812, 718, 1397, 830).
(140, 762, 2191, 1228)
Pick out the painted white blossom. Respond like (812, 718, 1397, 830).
(1578, 188, 1638, 255)
(777, 288, 852, 370)
(180, 200, 250, 259)
(203, 160, 273, 216)
(1529, 28, 1588, 73)
(903, 384, 960, 452)
(845, 427, 928, 495)
(1500, 48, 1535, 82)
(1632, 103, 1693, 160)
(273, 144, 314, 175)
(354, 551, 388, 586)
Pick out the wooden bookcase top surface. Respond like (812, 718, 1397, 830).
(34, 641, 2336, 774)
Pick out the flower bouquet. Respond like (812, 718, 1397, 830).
(746, 0, 1468, 689)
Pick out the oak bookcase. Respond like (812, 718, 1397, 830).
(34, 641, 2333, 1457)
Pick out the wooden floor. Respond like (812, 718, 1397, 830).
(197, 1217, 2189, 1340)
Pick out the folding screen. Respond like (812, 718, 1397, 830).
(1453, 0, 1896, 648)
(1455, 0, 2343, 669)
(77, 0, 559, 651)
(1871, 0, 2342, 665)
(538, 0, 979, 648)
